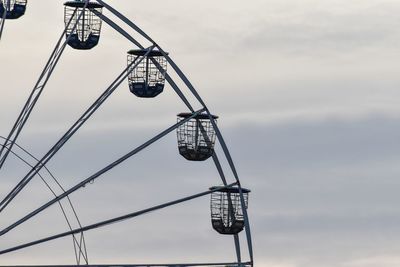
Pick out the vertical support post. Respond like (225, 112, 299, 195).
(81, 6, 85, 41)
(194, 119, 199, 151)
(234, 234, 242, 264)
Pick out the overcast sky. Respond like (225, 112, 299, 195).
(1, 0, 400, 266)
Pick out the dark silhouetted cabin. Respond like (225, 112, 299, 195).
(0, 0, 27, 19)
(127, 49, 167, 98)
(176, 113, 218, 161)
(210, 186, 250, 235)
(63, 1, 103, 50)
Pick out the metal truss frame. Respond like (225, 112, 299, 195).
(0, 1, 254, 266)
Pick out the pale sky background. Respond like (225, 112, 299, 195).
(1, 0, 400, 266)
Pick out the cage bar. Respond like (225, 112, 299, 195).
(64, 1, 103, 50)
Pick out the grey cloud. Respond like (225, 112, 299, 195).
(242, 1, 400, 56)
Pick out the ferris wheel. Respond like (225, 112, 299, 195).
(0, 1, 253, 266)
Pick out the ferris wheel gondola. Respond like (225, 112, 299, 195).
(64, 1, 103, 50)
(177, 112, 218, 161)
(0, 0, 27, 19)
(127, 49, 168, 98)
(0, 0, 27, 40)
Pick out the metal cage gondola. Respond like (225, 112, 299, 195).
(177, 112, 218, 161)
(127, 49, 167, 98)
(63, 1, 103, 50)
(210, 186, 250, 235)
(0, 0, 27, 19)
